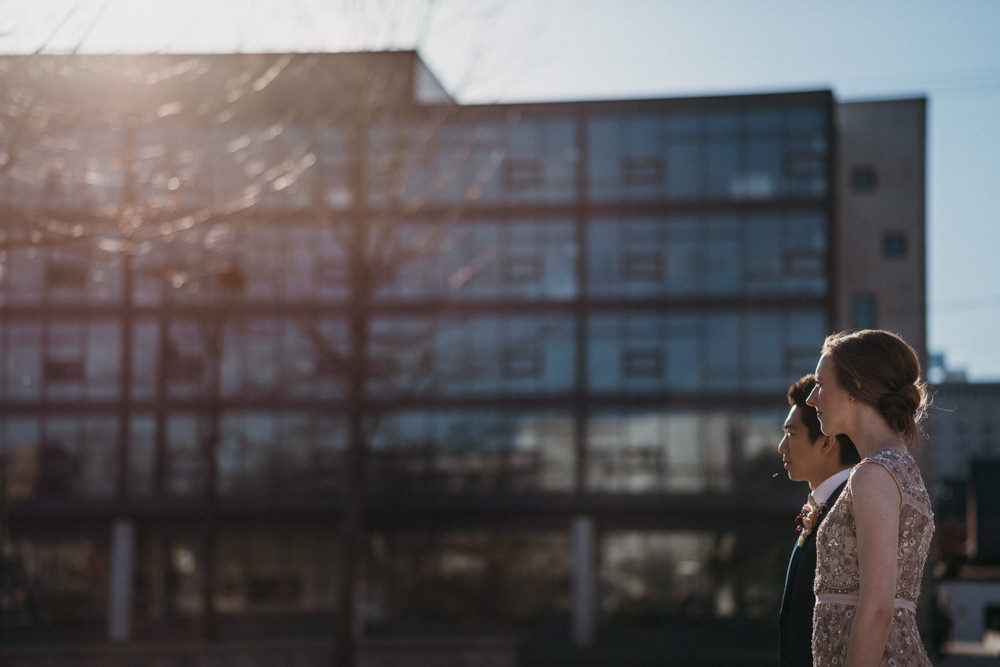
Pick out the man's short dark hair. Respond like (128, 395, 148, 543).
(787, 374, 861, 466)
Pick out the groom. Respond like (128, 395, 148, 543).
(777, 374, 860, 666)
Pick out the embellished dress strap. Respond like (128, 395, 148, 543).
(850, 450, 904, 497)
(862, 450, 934, 516)
(852, 449, 930, 512)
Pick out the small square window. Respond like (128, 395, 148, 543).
(851, 166, 878, 191)
(501, 347, 542, 379)
(784, 252, 823, 278)
(165, 346, 204, 382)
(44, 358, 85, 383)
(503, 160, 544, 190)
(501, 254, 542, 285)
(621, 250, 663, 282)
(314, 262, 346, 286)
(882, 232, 907, 259)
(37, 444, 77, 496)
(784, 150, 824, 179)
(169, 356, 203, 382)
(46, 261, 88, 289)
(622, 348, 662, 379)
(311, 356, 341, 378)
(622, 156, 664, 187)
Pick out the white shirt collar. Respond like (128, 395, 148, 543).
(810, 468, 852, 506)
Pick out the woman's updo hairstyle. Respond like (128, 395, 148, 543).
(821, 329, 930, 448)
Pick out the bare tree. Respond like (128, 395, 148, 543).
(302, 61, 510, 664)
(1, 3, 535, 662)
(0, 51, 323, 643)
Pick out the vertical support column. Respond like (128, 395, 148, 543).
(108, 518, 135, 641)
(572, 105, 590, 495)
(117, 118, 136, 502)
(571, 515, 596, 646)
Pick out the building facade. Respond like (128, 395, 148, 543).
(0, 52, 926, 650)
(834, 98, 927, 360)
(927, 383, 1000, 653)
(928, 383, 1000, 488)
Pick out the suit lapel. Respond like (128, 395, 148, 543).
(781, 540, 802, 617)
(779, 478, 848, 622)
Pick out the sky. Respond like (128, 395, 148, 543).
(2, 0, 999, 381)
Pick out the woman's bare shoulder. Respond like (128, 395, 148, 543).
(851, 459, 901, 505)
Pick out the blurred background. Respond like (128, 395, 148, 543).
(0, 2, 998, 665)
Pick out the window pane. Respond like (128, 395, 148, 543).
(87, 321, 120, 399)
(130, 416, 156, 496)
(705, 315, 740, 389)
(852, 294, 877, 330)
(663, 144, 699, 198)
(882, 232, 907, 259)
(587, 410, 786, 493)
(7, 323, 42, 398)
(706, 142, 741, 197)
(370, 411, 573, 492)
(705, 217, 741, 293)
(368, 530, 570, 625)
(745, 315, 782, 390)
(2, 418, 40, 499)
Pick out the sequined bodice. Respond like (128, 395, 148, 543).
(814, 448, 934, 602)
(811, 448, 935, 665)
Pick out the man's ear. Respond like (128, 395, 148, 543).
(821, 436, 836, 454)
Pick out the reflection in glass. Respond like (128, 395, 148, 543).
(166, 415, 201, 496)
(602, 532, 715, 618)
(130, 416, 156, 496)
(381, 219, 577, 301)
(1, 418, 40, 499)
(369, 411, 573, 493)
(218, 413, 345, 495)
(588, 213, 827, 299)
(601, 528, 792, 621)
(21, 416, 118, 497)
(588, 106, 829, 202)
(2, 537, 110, 633)
(588, 310, 824, 393)
(5, 323, 42, 399)
(134, 531, 341, 624)
(423, 314, 575, 396)
(587, 410, 785, 493)
(367, 530, 570, 627)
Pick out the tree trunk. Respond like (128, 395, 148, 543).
(336, 281, 370, 667)
(200, 321, 223, 641)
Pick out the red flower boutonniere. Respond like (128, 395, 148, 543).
(794, 498, 827, 547)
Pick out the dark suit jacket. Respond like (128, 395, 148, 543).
(778, 480, 848, 667)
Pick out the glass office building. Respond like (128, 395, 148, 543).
(0, 52, 923, 646)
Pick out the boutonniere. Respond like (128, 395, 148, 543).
(794, 498, 827, 547)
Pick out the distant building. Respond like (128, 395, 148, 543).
(929, 383, 1000, 491)
(927, 383, 1000, 654)
(0, 52, 926, 652)
(835, 98, 927, 364)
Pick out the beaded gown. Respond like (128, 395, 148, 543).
(812, 449, 934, 666)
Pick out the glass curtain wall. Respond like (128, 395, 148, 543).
(0, 90, 832, 637)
